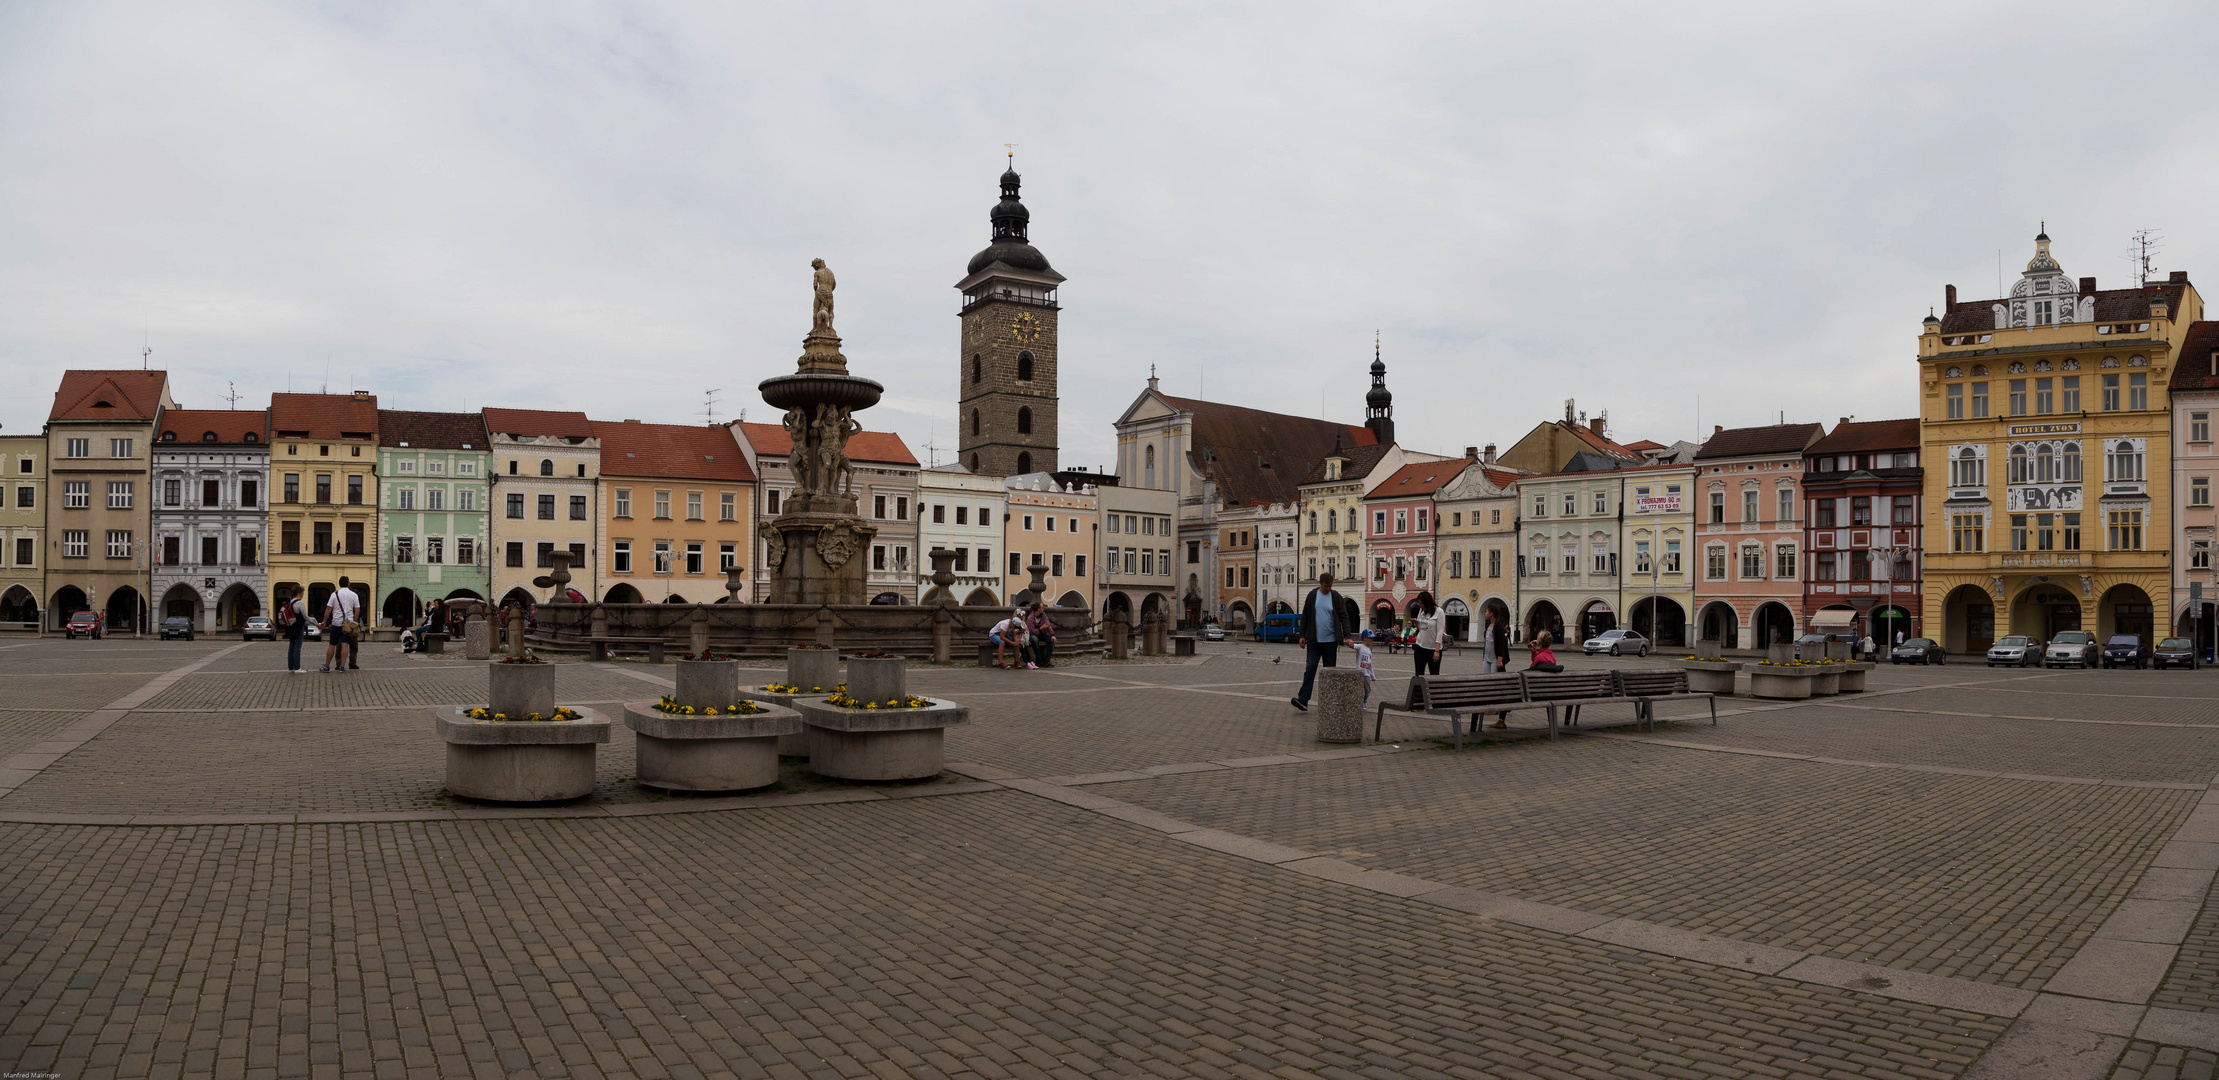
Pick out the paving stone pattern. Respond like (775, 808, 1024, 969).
(2112, 1042, 2219, 1080)
(1099, 739, 2199, 991)
(0, 795, 2014, 1080)
(2155, 873, 2219, 1014)
(0, 710, 90, 760)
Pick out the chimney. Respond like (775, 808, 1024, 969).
(1945, 284, 1957, 312)
(1713, 425, 1724, 438)
(351, 390, 370, 400)
(2081, 277, 2097, 294)
(1564, 398, 1576, 424)
(1839, 417, 1851, 427)
(1482, 443, 1497, 463)
(1465, 445, 1479, 460)
(2171, 271, 2190, 284)
(1595, 409, 1608, 438)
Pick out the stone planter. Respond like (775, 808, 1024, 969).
(1810, 669, 1841, 696)
(1747, 667, 1819, 701)
(1837, 663, 1873, 693)
(621, 701, 802, 792)
(487, 660, 556, 718)
(845, 656, 907, 706)
(435, 706, 609, 801)
(1671, 659, 1742, 695)
(793, 696, 970, 781)
(674, 658, 742, 708)
(788, 646, 840, 692)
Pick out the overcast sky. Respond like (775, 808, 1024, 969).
(6, 2, 2219, 469)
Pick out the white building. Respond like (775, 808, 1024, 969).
(917, 465, 1006, 606)
(1252, 500, 1301, 623)
(151, 410, 270, 632)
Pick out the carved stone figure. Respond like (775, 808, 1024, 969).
(765, 529, 786, 573)
(783, 407, 812, 493)
(816, 521, 861, 570)
(811, 259, 836, 335)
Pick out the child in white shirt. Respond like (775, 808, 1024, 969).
(1351, 639, 1376, 704)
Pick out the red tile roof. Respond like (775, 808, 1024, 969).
(1154, 393, 1378, 507)
(1807, 418, 1920, 455)
(1365, 460, 1460, 500)
(1695, 422, 1825, 460)
(737, 422, 917, 466)
(378, 410, 490, 451)
(1301, 441, 1394, 485)
(1939, 283, 2189, 335)
(482, 407, 595, 439)
(159, 410, 268, 446)
(1622, 439, 1665, 452)
(269, 392, 378, 441)
(49, 370, 170, 422)
(593, 421, 755, 483)
(2171, 322, 2219, 392)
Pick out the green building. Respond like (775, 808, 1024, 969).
(374, 410, 493, 628)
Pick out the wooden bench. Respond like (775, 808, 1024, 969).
(1373, 673, 1557, 749)
(583, 636, 665, 663)
(1520, 672, 1619, 729)
(1613, 668, 1716, 729)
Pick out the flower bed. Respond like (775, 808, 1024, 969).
(462, 706, 583, 722)
(762, 681, 845, 695)
(651, 696, 766, 716)
(824, 692, 932, 710)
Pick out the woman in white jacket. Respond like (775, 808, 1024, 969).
(1411, 591, 1444, 677)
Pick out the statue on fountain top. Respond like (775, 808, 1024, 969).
(810, 258, 836, 336)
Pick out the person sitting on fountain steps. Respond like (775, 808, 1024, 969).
(989, 614, 1026, 669)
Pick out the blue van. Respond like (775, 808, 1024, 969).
(1257, 613, 1301, 643)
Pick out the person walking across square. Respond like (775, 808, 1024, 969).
(1290, 572, 1358, 712)
(322, 578, 361, 673)
(1410, 591, 1443, 677)
(282, 592, 308, 674)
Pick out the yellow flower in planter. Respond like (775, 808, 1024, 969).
(493, 713, 507, 720)
(865, 702, 880, 709)
(704, 707, 718, 716)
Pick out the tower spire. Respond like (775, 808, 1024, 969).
(1365, 331, 1394, 446)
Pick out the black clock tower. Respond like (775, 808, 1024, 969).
(956, 160, 1063, 477)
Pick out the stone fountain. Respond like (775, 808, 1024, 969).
(759, 259, 882, 605)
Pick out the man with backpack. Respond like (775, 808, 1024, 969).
(280, 591, 307, 673)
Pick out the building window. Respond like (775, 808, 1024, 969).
(506, 542, 524, 568)
(613, 541, 632, 573)
(2063, 376, 2081, 412)
(347, 475, 362, 504)
(2109, 510, 2144, 550)
(395, 536, 414, 564)
(1489, 549, 1502, 577)
(241, 479, 258, 508)
(2196, 542, 2214, 571)
(315, 474, 331, 503)
(897, 497, 908, 520)
(64, 481, 88, 509)
(1016, 407, 1032, 435)
(1972, 382, 1989, 417)
(2197, 478, 2213, 508)
(1892, 495, 1914, 525)
(1390, 510, 1403, 535)
(1706, 546, 1726, 579)
(1951, 448, 1983, 488)
(766, 490, 780, 515)
(720, 543, 736, 572)
(1708, 492, 1724, 524)
(106, 530, 134, 558)
(16, 485, 32, 509)
(427, 488, 444, 511)
(1592, 548, 1609, 574)
(2196, 413, 2213, 444)
(2106, 440, 2145, 483)
(163, 479, 181, 507)
(1663, 541, 1681, 574)
(345, 522, 363, 555)
(2010, 514, 2029, 551)
(161, 535, 180, 565)
(570, 495, 587, 520)
(108, 481, 133, 509)
(2035, 513, 2055, 551)
(535, 494, 554, 520)
(720, 493, 736, 522)
(2035, 377, 2053, 414)
(1017, 352, 1034, 381)
(1950, 514, 1983, 553)
(2009, 379, 2027, 416)
(398, 487, 415, 510)
(280, 521, 300, 554)
(426, 537, 443, 564)
(1742, 490, 1757, 523)
(1945, 383, 1963, 419)
(506, 493, 524, 519)
(1777, 489, 1793, 522)
(1814, 499, 1835, 528)
(2103, 374, 2121, 411)
(240, 536, 259, 566)
(2062, 513, 2081, 550)
(687, 492, 703, 520)
(1075, 554, 1087, 577)
(456, 537, 474, 566)
(539, 459, 553, 476)
(1450, 550, 1464, 578)
(110, 438, 132, 459)
(62, 530, 87, 558)
(1741, 546, 1763, 579)
(65, 438, 89, 459)
(1851, 496, 1872, 527)
(1188, 541, 1201, 563)
(2130, 372, 2149, 410)
(1562, 493, 1576, 516)
(1774, 544, 1795, 579)
(875, 495, 887, 519)
(655, 491, 671, 519)
(686, 541, 703, 575)
(313, 522, 335, 555)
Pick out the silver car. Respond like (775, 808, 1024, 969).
(1986, 635, 2040, 667)
(2045, 630, 2097, 668)
(1581, 629, 1648, 657)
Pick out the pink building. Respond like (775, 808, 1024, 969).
(1692, 422, 1826, 649)
(1361, 460, 1458, 631)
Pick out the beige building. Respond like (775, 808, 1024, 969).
(268, 392, 379, 618)
(593, 420, 755, 604)
(0, 434, 45, 629)
(484, 408, 601, 606)
(44, 370, 173, 633)
(1432, 452, 1523, 641)
(1097, 481, 1177, 625)
(734, 422, 919, 603)
(1005, 473, 1097, 609)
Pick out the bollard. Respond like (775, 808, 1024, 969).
(689, 607, 711, 657)
(932, 605, 952, 664)
(1107, 610, 1129, 660)
(815, 608, 835, 649)
(1315, 668, 1365, 743)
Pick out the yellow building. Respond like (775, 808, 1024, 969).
(593, 420, 755, 604)
(0, 434, 44, 629)
(1920, 229, 2201, 652)
(1003, 474, 1096, 608)
(1432, 452, 1523, 641)
(268, 392, 379, 617)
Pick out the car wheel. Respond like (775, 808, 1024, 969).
(1609, 645, 1620, 656)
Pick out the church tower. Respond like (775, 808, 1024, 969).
(957, 158, 1064, 476)
(1365, 334, 1395, 446)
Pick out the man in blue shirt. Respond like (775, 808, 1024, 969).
(1291, 572, 1355, 711)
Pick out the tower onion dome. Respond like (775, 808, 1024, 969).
(967, 165, 1058, 277)
(1367, 354, 1391, 410)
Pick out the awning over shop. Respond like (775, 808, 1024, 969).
(1811, 609, 1858, 630)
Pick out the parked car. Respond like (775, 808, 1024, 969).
(1581, 629, 1649, 657)
(1891, 637, 1945, 665)
(2045, 630, 2098, 668)
(2103, 634, 2150, 669)
(64, 610, 101, 639)
(1986, 635, 2041, 667)
(158, 616, 195, 641)
(1255, 613, 1299, 643)
(1202, 624, 1226, 642)
(2154, 637, 2200, 670)
(302, 620, 321, 642)
(242, 616, 276, 641)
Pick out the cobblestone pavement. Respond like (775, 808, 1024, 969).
(4, 635, 2219, 1077)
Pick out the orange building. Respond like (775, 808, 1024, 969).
(594, 420, 756, 604)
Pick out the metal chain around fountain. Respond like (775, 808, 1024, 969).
(758, 259, 884, 605)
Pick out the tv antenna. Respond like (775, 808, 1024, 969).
(224, 381, 241, 410)
(703, 388, 721, 426)
(142, 314, 150, 369)
(2125, 228, 2165, 286)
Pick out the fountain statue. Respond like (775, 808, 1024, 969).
(758, 260, 883, 604)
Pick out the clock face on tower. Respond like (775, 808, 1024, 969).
(965, 314, 985, 346)
(1009, 311, 1041, 345)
